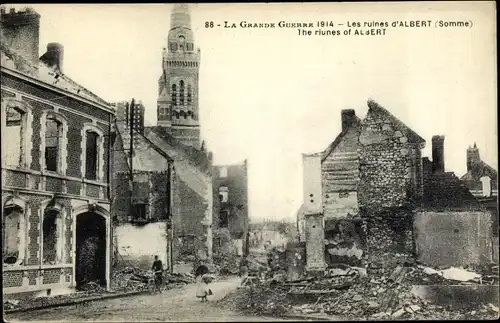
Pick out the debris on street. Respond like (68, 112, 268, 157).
(217, 251, 499, 321)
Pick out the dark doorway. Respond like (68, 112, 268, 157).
(219, 210, 229, 228)
(75, 212, 106, 290)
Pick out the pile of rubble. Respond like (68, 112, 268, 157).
(212, 253, 240, 276)
(111, 266, 196, 292)
(111, 266, 151, 291)
(220, 249, 498, 321)
(288, 258, 499, 320)
(217, 282, 292, 317)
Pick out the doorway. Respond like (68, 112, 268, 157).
(75, 212, 106, 289)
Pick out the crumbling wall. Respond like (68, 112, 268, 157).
(172, 175, 210, 263)
(286, 242, 306, 281)
(324, 218, 366, 266)
(304, 214, 325, 270)
(358, 104, 419, 257)
(414, 211, 494, 266)
(364, 209, 415, 260)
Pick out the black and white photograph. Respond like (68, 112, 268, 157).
(1, 2, 498, 322)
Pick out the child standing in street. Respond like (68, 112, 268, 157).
(196, 274, 212, 302)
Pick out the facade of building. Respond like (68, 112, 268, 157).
(298, 99, 493, 270)
(1, 7, 114, 296)
(111, 4, 214, 272)
(415, 138, 494, 266)
(212, 161, 250, 256)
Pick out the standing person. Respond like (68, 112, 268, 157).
(151, 255, 163, 294)
(239, 255, 249, 285)
(196, 274, 210, 302)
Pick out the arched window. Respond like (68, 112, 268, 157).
(4, 107, 23, 166)
(179, 80, 185, 106)
(86, 131, 99, 180)
(40, 111, 68, 175)
(187, 85, 192, 105)
(180, 111, 187, 119)
(2, 100, 33, 169)
(45, 118, 61, 172)
(81, 124, 104, 181)
(2, 197, 26, 265)
(42, 206, 63, 264)
(171, 84, 177, 106)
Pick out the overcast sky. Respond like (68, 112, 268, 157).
(10, 2, 497, 222)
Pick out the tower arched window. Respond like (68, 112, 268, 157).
(171, 84, 177, 106)
(179, 80, 185, 106)
(187, 85, 192, 105)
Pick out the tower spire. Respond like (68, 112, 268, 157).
(156, 3, 201, 149)
(170, 4, 191, 30)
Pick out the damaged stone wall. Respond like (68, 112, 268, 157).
(324, 218, 366, 266)
(358, 102, 423, 257)
(414, 211, 494, 266)
(364, 209, 415, 260)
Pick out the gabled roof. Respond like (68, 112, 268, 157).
(147, 126, 211, 175)
(320, 116, 361, 162)
(114, 122, 173, 173)
(1, 41, 111, 109)
(367, 99, 426, 144)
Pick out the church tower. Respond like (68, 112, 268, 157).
(157, 4, 201, 148)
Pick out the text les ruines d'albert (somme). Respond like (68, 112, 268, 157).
(204, 20, 473, 36)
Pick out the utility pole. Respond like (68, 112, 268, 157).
(129, 98, 135, 220)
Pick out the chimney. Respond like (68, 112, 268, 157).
(431, 135, 445, 173)
(0, 7, 41, 65)
(40, 43, 64, 73)
(341, 109, 356, 132)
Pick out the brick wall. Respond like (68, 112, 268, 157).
(172, 176, 210, 260)
(2, 75, 112, 183)
(212, 163, 249, 238)
(150, 172, 170, 221)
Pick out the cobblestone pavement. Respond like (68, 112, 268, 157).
(6, 277, 290, 322)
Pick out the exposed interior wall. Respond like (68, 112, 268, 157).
(321, 126, 360, 219)
(115, 222, 168, 270)
(414, 211, 494, 266)
(324, 218, 365, 266)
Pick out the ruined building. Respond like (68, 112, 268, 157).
(212, 161, 250, 257)
(111, 4, 214, 272)
(1, 7, 114, 296)
(299, 99, 494, 272)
